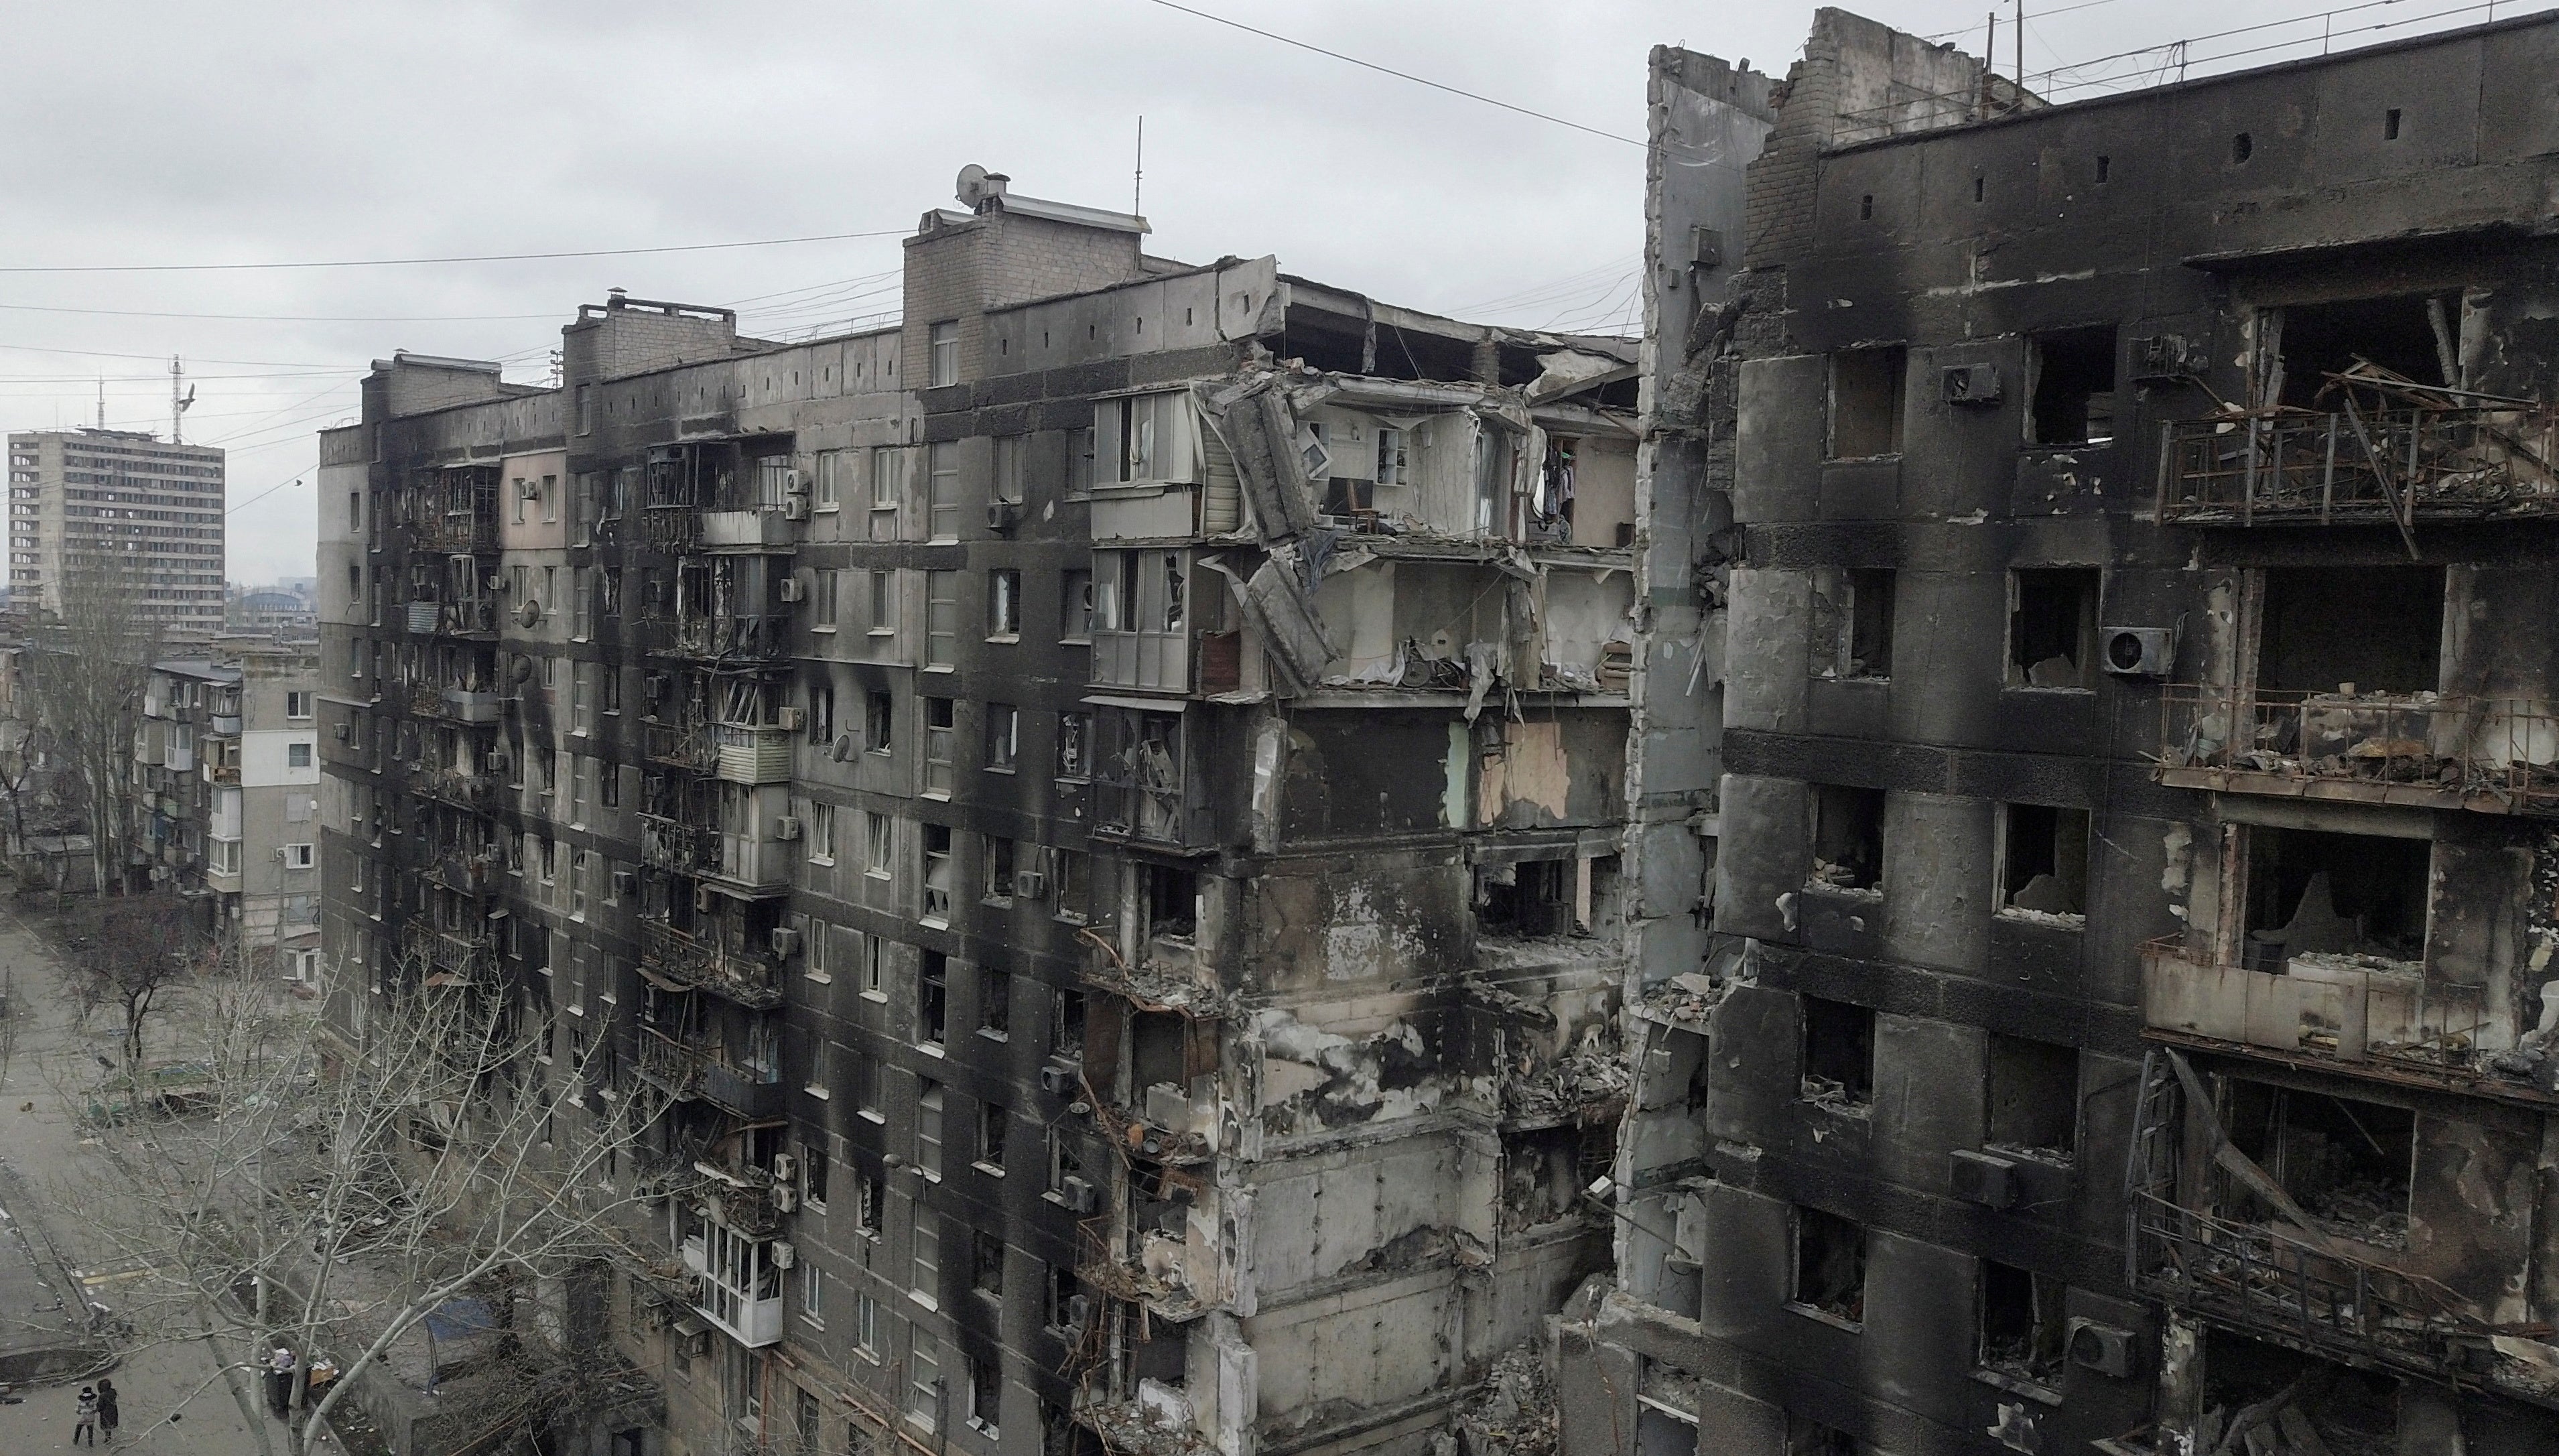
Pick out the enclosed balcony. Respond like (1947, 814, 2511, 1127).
(698, 509, 796, 551)
(398, 919, 497, 981)
(418, 767, 500, 811)
(2159, 686, 2559, 817)
(682, 1221, 783, 1347)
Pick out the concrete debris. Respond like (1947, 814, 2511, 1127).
(1451, 1341, 1558, 1456)
(1799, 1075, 1868, 1116)
(1637, 971, 1725, 1024)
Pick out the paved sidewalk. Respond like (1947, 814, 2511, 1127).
(0, 901, 275, 1456)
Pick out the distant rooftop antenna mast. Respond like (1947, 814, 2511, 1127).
(96, 378, 105, 429)
(1133, 116, 1145, 218)
(169, 355, 196, 444)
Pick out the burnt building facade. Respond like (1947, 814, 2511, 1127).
(1569, 9, 2559, 1455)
(318, 175, 1643, 1456)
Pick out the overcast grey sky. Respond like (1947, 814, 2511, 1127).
(0, 0, 2501, 582)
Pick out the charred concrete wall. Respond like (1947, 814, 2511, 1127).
(1575, 9, 2559, 1456)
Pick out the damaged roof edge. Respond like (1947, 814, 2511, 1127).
(1278, 273, 1639, 358)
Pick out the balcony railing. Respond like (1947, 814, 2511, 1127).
(427, 687, 505, 724)
(1074, 1216, 1212, 1323)
(2158, 403, 2559, 527)
(698, 509, 795, 551)
(640, 720, 791, 785)
(636, 1030, 707, 1101)
(439, 599, 498, 637)
(664, 613, 790, 663)
(639, 919, 784, 1009)
(2130, 1193, 2556, 1410)
(639, 815, 716, 875)
(423, 850, 501, 897)
(398, 919, 496, 980)
(643, 720, 719, 775)
(420, 511, 500, 553)
(418, 767, 501, 811)
(2158, 685, 2559, 817)
(2138, 939, 2526, 1098)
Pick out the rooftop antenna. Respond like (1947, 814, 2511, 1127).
(1133, 116, 1144, 218)
(2014, 0, 2025, 103)
(96, 378, 105, 429)
(169, 355, 196, 444)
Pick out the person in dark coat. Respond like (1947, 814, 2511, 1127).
(94, 1377, 119, 1443)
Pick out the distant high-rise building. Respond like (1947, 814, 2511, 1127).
(4, 427, 226, 631)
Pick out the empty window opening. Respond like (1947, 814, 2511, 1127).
(2242, 825, 2430, 971)
(1790, 1206, 1867, 1324)
(2000, 803, 2089, 919)
(1635, 1407, 1698, 1456)
(1801, 996, 1874, 1109)
(2383, 107, 2402, 140)
(1827, 346, 1906, 458)
(1787, 1418, 1867, 1456)
(1985, 1033, 2078, 1159)
(1142, 862, 1197, 940)
(2008, 568, 2098, 689)
(1476, 858, 1573, 938)
(1977, 1261, 2067, 1388)
(2201, 1330, 2404, 1453)
(2224, 1079, 2415, 1248)
(1859, 194, 1874, 220)
(2265, 293, 2462, 406)
(1500, 1122, 1610, 1229)
(1130, 1012, 1187, 1102)
(2232, 131, 2253, 163)
(2095, 154, 2111, 183)
(2027, 326, 2117, 445)
(1972, 176, 1985, 203)
(1813, 568, 1893, 679)
(2257, 565, 2442, 696)
(1810, 785, 1885, 893)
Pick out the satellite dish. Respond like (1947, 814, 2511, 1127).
(956, 164, 991, 208)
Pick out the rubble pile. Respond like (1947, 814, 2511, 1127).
(1453, 1341, 1559, 1456)
(1637, 971, 1722, 1024)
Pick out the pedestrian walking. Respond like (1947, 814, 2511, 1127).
(94, 1377, 118, 1443)
(72, 1385, 97, 1445)
(267, 1344, 296, 1418)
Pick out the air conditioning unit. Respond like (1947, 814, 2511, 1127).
(2101, 626, 2174, 678)
(1013, 869, 1047, 899)
(1943, 363, 2003, 405)
(782, 497, 810, 521)
(694, 884, 718, 914)
(1059, 1174, 1098, 1214)
(1065, 1294, 1091, 1331)
(681, 1325, 712, 1359)
(778, 578, 807, 603)
(776, 706, 805, 731)
(772, 1152, 797, 1182)
(1039, 1064, 1077, 1096)
(987, 501, 1020, 533)
(774, 1184, 800, 1213)
(2130, 333, 2199, 382)
(832, 734, 856, 763)
(773, 816, 803, 842)
(770, 927, 803, 956)
(487, 574, 505, 592)
(333, 723, 352, 742)
(613, 868, 639, 897)
(2068, 1319, 2140, 1378)
(783, 468, 807, 496)
(1951, 1149, 2018, 1209)
(521, 478, 543, 501)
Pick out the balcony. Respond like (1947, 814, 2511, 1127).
(698, 509, 795, 551)
(436, 687, 505, 725)
(202, 759, 239, 785)
(399, 919, 497, 981)
(423, 849, 501, 897)
(406, 600, 440, 635)
(420, 511, 499, 554)
(663, 613, 790, 663)
(639, 919, 784, 1009)
(640, 721, 791, 785)
(2158, 402, 2559, 527)
(2131, 1193, 2559, 1411)
(437, 599, 498, 637)
(643, 720, 718, 775)
(208, 714, 242, 738)
(2136, 940, 2537, 1101)
(636, 1030, 707, 1102)
(2158, 685, 2559, 817)
(418, 767, 500, 811)
(700, 1060, 788, 1122)
(639, 815, 715, 875)
(1075, 1216, 1213, 1323)
(641, 817, 788, 894)
(1092, 626, 1193, 696)
(683, 1221, 785, 1346)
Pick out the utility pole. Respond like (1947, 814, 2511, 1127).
(1133, 116, 1145, 218)
(2014, 0, 2025, 101)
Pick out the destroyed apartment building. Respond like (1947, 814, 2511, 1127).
(316, 171, 1644, 1455)
(1563, 8, 2559, 1456)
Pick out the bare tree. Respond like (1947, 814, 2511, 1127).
(67, 948, 663, 1456)
(18, 559, 161, 897)
(61, 890, 194, 1069)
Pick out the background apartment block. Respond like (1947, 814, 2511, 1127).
(1565, 9, 2559, 1455)
(135, 645, 324, 970)
(318, 174, 1642, 1456)
(5, 426, 226, 630)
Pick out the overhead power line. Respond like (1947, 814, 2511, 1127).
(0, 226, 909, 276)
(1138, 0, 1644, 147)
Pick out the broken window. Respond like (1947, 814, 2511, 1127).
(1786, 1418, 1865, 1456)
(1985, 1034, 2078, 1159)
(1800, 996, 1874, 1109)
(972, 1230, 1004, 1299)
(2257, 566, 2442, 696)
(2201, 1329, 2410, 1453)
(2007, 568, 2097, 689)
(1999, 803, 2089, 918)
(1790, 1205, 1867, 1324)
(2242, 825, 2430, 971)
(917, 951, 947, 1047)
(1827, 346, 1906, 458)
(1812, 568, 1894, 679)
(2223, 1078, 2414, 1247)
(1977, 1260, 2066, 1388)
(1142, 861, 1197, 941)
(2027, 326, 2118, 445)
(1809, 784, 1884, 892)
(2263, 292, 2462, 407)
(1130, 1012, 1186, 1098)
(922, 823, 954, 920)
(1475, 858, 1573, 938)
